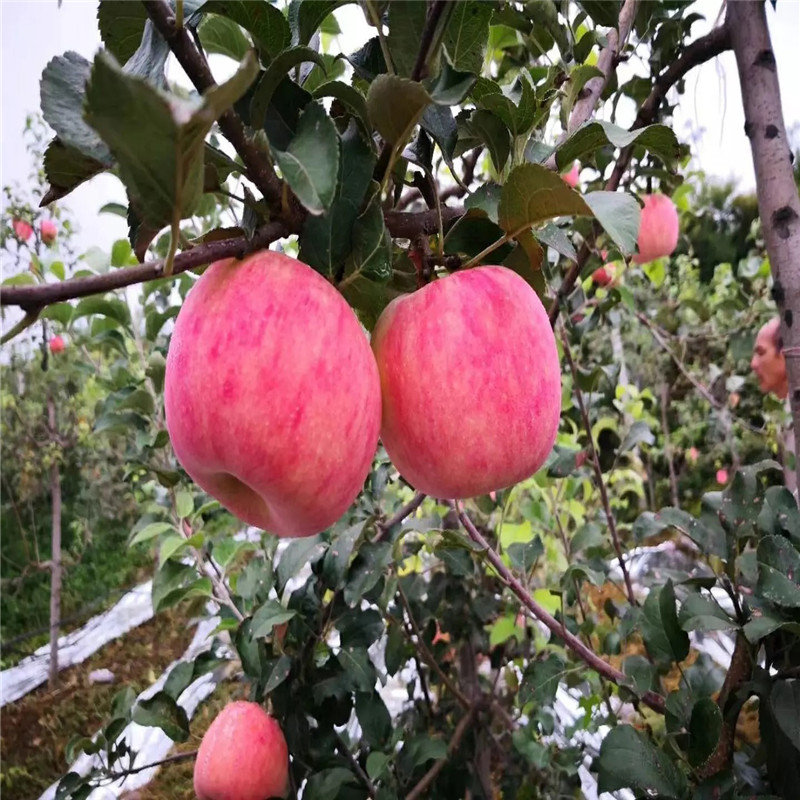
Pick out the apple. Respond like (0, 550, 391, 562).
(371, 266, 562, 499)
(686, 446, 699, 464)
(592, 266, 613, 286)
(194, 701, 289, 800)
(12, 218, 33, 242)
(164, 250, 381, 538)
(41, 219, 58, 244)
(49, 335, 65, 354)
(716, 468, 729, 485)
(633, 193, 679, 264)
(562, 162, 580, 188)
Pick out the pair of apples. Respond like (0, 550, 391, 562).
(165, 250, 563, 538)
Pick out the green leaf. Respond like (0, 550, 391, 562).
(520, 653, 564, 707)
(367, 74, 431, 146)
(264, 654, 293, 693)
(340, 186, 392, 283)
(344, 542, 392, 607)
(299, 123, 374, 278)
(688, 697, 723, 767)
(770, 680, 800, 752)
(158, 535, 190, 565)
(321, 522, 364, 590)
(40, 52, 113, 163)
(757, 535, 800, 608)
(356, 691, 392, 748)
(555, 120, 681, 171)
(251, 599, 298, 637)
(339, 608, 384, 649)
(41, 303, 74, 326)
(42, 138, 108, 203)
(563, 64, 604, 119)
(302, 767, 358, 800)
(462, 109, 510, 173)
(175, 489, 194, 519)
(387, 0, 428, 78)
(97, 0, 150, 64)
(203, 0, 290, 60)
(507, 536, 544, 572)
(401, 736, 448, 769)
(641, 580, 690, 663)
(597, 725, 689, 797)
(249, 46, 326, 127)
(583, 191, 641, 255)
(132, 691, 190, 742)
(366, 751, 392, 781)
(130, 522, 178, 547)
(312, 81, 371, 140)
(426, 60, 477, 107)
(277, 535, 327, 591)
(85, 50, 258, 228)
(678, 593, 737, 633)
(499, 163, 592, 237)
(443, 1, 493, 73)
(288, 0, 351, 47)
(152, 559, 213, 612)
(73, 296, 131, 327)
(633, 507, 727, 559)
(274, 101, 339, 215)
(465, 183, 502, 222)
(198, 13, 251, 61)
(623, 655, 656, 696)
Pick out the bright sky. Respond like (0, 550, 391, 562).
(1, 0, 799, 259)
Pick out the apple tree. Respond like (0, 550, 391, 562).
(2, 1, 800, 799)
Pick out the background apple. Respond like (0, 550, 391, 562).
(40, 219, 57, 244)
(12, 218, 33, 242)
(634, 193, 679, 264)
(165, 250, 381, 538)
(371, 266, 562, 499)
(561, 161, 580, 187)
(592, 265, 614, 286)
(49, 335, 65, 354)
(194, 701, 289, 800)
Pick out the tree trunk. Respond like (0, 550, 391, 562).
(47, 394, 63, 689)
(728, 0, 800, 494)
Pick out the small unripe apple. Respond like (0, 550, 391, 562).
(12, 219, 33, 242)
(194, 701, 289, 800)
(49, 335, 65, 354)
(562, 162, 580, 188)
(165, 250, 381, 538)
(41, 219, 58, 244)
(633, 194, 679, 264)
(371, 266, 562, 499)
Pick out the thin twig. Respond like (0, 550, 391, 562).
(405, 704, 478, 800)
(449, 501, 666, 714)
(374, 491, 427, 542)
(143, 1, 285, 211)
(103, 749, 197, 781)
(559, 329, 637, 606)
(0, 222, 287, 311)
(334, 731, 377, 798)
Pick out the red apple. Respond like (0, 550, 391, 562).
(686, 447, 699, 464)
(633, 193, 679, 264)
(592, 266, 613, 286)
(194, 701, 289, 800)
(371, 266, 562, 499)
(49, 335, 65, 354)
(41, 219, 58, 244)
(562, 162, 580, 188)
(12, 218, 33, 242)
(716, 468, 729, 485)
(165, 250, 381, 538)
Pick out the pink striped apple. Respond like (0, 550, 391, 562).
(49, 335, 65, 354)
(165, 250, 381, 538)
(562, 162, 580, 188)
(634, 193, 679, 264)
(40, 219, 58, 244)
(194, 701, 289, 800)
(12, 218, 33, 242)
(371, 266, 562, 499)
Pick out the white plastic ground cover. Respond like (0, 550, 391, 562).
(0, 581, 154, 708)
(38, 609, 225, 800)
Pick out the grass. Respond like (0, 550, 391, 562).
(0, 605, 198, 800)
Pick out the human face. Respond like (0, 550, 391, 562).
(751, 324, 788, 398)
